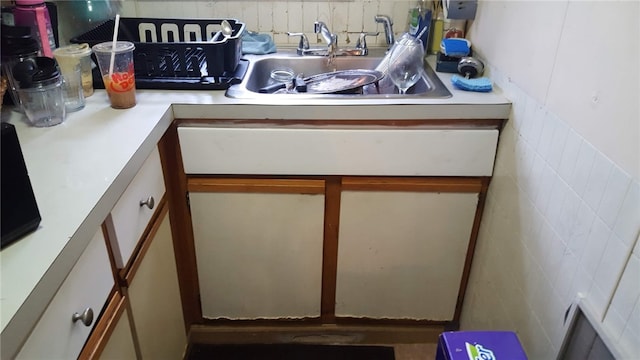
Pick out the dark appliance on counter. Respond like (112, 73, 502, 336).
(1, 122, 41, 248)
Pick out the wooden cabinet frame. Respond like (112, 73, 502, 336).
(159, 120, 497, 333)
(78, 290, 136, 360)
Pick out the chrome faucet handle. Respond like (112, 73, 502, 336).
(287, 32, 310, 54)
(374, 15, 394, 46)
(355, 32, 380, 52)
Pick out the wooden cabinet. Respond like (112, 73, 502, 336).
(189, 179, 325, 320)
(81, 203, 186, 360)
(16, 228, 114, 359)
(168, 121, 500, 329)
(184, 176, 486, 324)
(79, 145, 186, 359)
(335, 177, 481, 321)
(125, 208, 186, 359)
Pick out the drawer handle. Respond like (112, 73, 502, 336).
(140, 196, 155, 210)
(71, 308, 94, 327)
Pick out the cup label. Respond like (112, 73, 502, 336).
(107, 65, 135, 93)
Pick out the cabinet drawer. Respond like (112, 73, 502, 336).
(107, 147, 165, 268)
(178, 127, 499, 176)
(16, 229, 114, 359)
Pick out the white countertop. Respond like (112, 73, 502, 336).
(0, 59, 510, 358)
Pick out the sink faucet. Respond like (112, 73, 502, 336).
(314, 21, 337, 49)
(314, 21, 338, 60)
(374, 15, 394, 46)
(288, 20, 378, 57)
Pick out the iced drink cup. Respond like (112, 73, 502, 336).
(92, 41, 136, 109)
(53, 43, 94, 98)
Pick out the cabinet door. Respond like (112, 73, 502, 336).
(16, 228, 113, 359)
(335, 178, 480, 321)
(79, 292, 137, 360)
(127, 208, 186, 359)
(99, 306, 137, 360)
(189, 178, 325, 320)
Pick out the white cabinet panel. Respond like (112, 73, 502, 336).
(108, 147, 165, 268)
(178, 127, 499, 176)
(99, 306, 137, 360)
(127, 211, 186, 360)
(16, 229, 113, 359)
(191, 192, 325, 319)
(336, 191, 478, 320)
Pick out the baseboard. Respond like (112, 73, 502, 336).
(188, 324, 443, 345)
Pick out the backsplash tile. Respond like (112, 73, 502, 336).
(569, 140, 597, 198)
(533, 161, 555, 214)
(566, 200, 596, 258)
(609, 252, 640, 321)
(580, 217, 611, 280)
(119, 0, 416, 48)
(553, 250, 579, 305)
(613, 181, 640, 247)
(558, 128, 582, 182)
(593, 234, 630, 298)
(602, 307, 626, 345)
(547, 118, 569, 172)
(557, 186, 581, 241)
(526, 154, 546, 203)
(597, 166, 632, 229)
(588, 283, 610, 320)
(535, 110, 556, 161)
(582, 152, 613, 213)
(545, 175, 568, 225)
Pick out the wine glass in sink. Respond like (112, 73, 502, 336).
(387, 37, 424, 94)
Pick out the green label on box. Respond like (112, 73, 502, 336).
(465, 342, 496, 360)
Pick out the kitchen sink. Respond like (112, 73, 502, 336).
(225, 49, 452, 100)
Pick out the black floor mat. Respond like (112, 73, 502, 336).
(186, 344, 395, 360)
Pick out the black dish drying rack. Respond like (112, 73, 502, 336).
(71, 17, 248, 90)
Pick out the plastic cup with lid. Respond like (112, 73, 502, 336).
(53, 43, 94, 97)
(92, 41, 136, 109)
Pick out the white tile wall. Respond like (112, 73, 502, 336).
(464, 63, 640, 356)
(462, 0, 640, 355)
(119, 0, 417, 48)
(614, 182, 640, 248)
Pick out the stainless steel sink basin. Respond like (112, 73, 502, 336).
(226, 49, 452, 100)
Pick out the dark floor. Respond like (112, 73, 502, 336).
(186, 343, 438, 360)
(187, 344, 396, 360)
